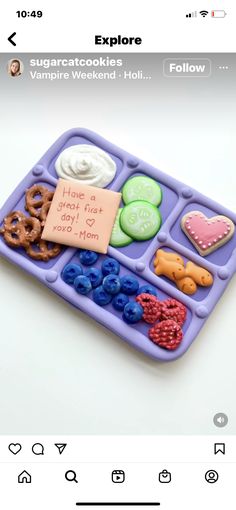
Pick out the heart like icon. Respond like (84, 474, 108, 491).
(8, 443, 22, 455)
(86, 218, 95, 228)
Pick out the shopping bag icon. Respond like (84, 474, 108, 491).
(159, 469, 171, 483)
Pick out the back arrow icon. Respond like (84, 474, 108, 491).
(8, 32, 16, 46)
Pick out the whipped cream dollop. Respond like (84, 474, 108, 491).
(55, 144, 117, 188)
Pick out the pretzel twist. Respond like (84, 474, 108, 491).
(25, 185, 54, 217)
(0, 211, 41, 248)
(26, 240, 61, 261)
(0, 185, 62, 261)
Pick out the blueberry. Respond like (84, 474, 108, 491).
(136, 284, 158, 297)
(93, 285, 112, 306)
(74, 275, 92, 295)
(101, 257, 120, 276)
(112, 293, 129, 311)
(123, 302, 144, 324)
(61, 263, 83, 285)
(79, 250, 99, 266)
(120, 275, 139, 295)
(84, 267, 103, 288)
(103, 274, 121, 295)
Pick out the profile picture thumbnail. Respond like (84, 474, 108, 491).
(7, 58, 24, 77)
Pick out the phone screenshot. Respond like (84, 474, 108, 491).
(0, 1, 235, 508)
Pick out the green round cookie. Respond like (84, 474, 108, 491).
(120, 201, 162, 241)
(110, 208, 133, 247)
(122, 175, 162, 206)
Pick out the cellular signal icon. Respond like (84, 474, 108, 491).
(186, 11, 197, 18)
(199, 10, 209, 17)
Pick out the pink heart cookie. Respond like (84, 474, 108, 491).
(181, 210, 235, 256)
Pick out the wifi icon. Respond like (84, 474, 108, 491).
(199, 10, 209, 17)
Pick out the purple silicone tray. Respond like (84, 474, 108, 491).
(1, 128, 236, 362)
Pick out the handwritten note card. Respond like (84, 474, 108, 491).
(42, 179, 121, 253)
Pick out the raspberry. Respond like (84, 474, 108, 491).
(148, 319, 183, 350)
(161, 298, 186, 326)
(136, 293, 162, 324)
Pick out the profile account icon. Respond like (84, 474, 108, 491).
(205, 470, 219, 484)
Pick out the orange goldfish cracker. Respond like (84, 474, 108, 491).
(153, 248, 213, 296)
(154, 257, 185, 281)
(155, 249, 184, 265)
(185, 261, 213, 287)
(176, 276, 197, 295)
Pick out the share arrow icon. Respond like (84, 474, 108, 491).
(55, 443, 67, 454)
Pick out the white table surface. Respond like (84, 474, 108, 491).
(0, 53, 235, 434)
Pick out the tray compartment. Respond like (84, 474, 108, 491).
(149, 245, 215, 302)
(170, 202, 236, 266)
(109, 171, 179, 259)
(44, 132, 124, 186)
(57, 251, 193, 361)
(0, 179, 65, 269)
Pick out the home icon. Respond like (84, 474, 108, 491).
(18, 470, 32, 483)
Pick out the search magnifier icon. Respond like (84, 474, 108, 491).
(65, 470, 78, 483)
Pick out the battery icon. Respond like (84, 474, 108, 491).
(211, 10, 227, 18)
